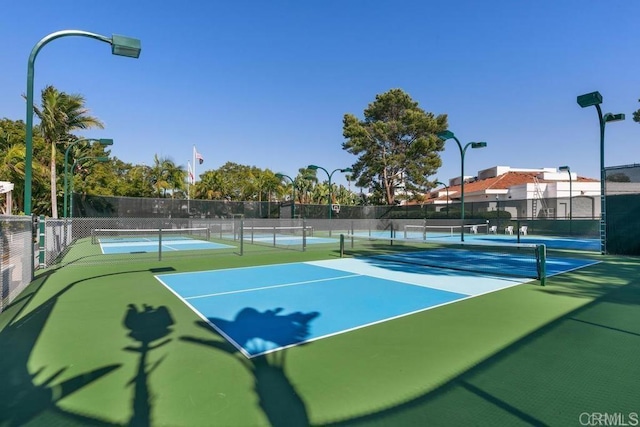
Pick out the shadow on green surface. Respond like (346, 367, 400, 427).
(123, 303, 175, 427)
(0, 272, 121, 426)
(181, 307, 319, 427)
(325, 260, 640, 426)
(0, 268, 175, 427)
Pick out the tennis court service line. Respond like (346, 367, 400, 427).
(183, 273, 362, 300)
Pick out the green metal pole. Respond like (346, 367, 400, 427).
(568, 168, 573, 236)
(24, 31, 116, 215)
(451, 136, 466, 242)
(328, 174, 333, 220)
(24, 30, 139, 215)
(596, 104, 606, 254)
(63, 138, 112, 218)
(70, 156, 109, 219)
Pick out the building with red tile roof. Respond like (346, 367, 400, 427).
(423, 166, 600, 220)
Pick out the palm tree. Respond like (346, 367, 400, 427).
(149, 155, 171, 197)
(31, 85, 104, 218)
(196, 170, 225, 200)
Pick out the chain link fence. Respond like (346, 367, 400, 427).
(1, 215, 35, 312)
(3, 180, 640, 313)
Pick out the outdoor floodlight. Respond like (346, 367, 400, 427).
(471, 142, 487, 148)
(436, 130, 455, 140)
(577, 91, 603, 108)
(111, 34, 142, 58)
(604, 113, 625, 123)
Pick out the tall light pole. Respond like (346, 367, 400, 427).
(275, 173, 296, 218)
(559, 165, 573, 235)
(436, 131, 487, 242)
(577, 91, 625, 254)
(64, 138, 113, 218)
(307, 164, 353, 220)
(69, 156, 109, 219)
(435, 181, 449, 218)
(24, 30, 141, 215)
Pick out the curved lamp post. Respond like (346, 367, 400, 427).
(64, 138, 113, 218)
(436, 130, 487, 242)
(558, 165, 573, 235)
(577, 91, 625, 254)
(69, 156, 109, 219)
(275, 173, 296, 218)
(435, 181, 449, 218)
(307, 164, 353, 220)
(24, 30, 141, 215)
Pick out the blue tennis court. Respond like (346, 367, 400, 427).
(355, 229, 601, 251)
(155, 250, 598, 358)
(98, 237, 234, 254)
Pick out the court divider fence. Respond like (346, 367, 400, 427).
(2, 190, 639, 312)
(31, 216, 600, 271)
(1, 215, 37, 312)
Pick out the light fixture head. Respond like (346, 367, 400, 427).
(111, 34, 141, 58)
(436, 130, 455, 140)
(307, 164, 319, 170)
(471, 142, 487, 148)
(341, 167, 353, 173)
(98, 138, 114, 146)
(577, 91, 603, 108)
(559, 166, 570, 172)
(604, 113, 625, 123)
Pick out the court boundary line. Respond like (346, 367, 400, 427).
(183, 274, 361, 300)
(155, 275, 254, 359)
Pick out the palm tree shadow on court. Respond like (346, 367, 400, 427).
(122, 303, 175, 427)
(0, 267, 175, 426)
(0, 270, 123, 426)
(181, 307, 320, 427)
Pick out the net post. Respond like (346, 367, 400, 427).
(516, 219, 521, 244)
(273, 225, 277, 247)
(340, 233, 345, 257)
(390, 222, 395, 245)
(158, 227, 163, 261)
(536, 244, 546, 286)
(239, 219, 244, 255)
(302, 219, 307, 251)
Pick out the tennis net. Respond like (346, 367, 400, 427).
(242, 225, 313, 242)
(403, 223, 488, 239)
(340, 233, 546, 284)
(91, 227, 211, 244)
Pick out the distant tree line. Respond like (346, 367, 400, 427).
(1, 87, 450, 217)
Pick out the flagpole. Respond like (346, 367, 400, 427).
(187, 160, 191, 199)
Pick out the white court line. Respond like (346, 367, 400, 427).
(306, 258, 524, 296)
(183, 274, 361, 300)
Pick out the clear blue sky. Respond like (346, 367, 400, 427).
(1, 0, 639, 189)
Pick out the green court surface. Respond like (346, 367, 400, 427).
(1, 246, 639, 426)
